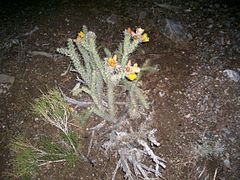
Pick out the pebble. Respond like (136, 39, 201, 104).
(207, 18, 214, 24)
(223, 69, 240, 82)
(223, 159, 231, 169)
(221, 127, 231, 135)
(159, 91, 165, 97)
(184, 114, 191, 118)
(0, 74, 15, 94)
(106, 14, 118, 24)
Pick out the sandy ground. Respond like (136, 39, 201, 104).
(0, 0, 239, 179)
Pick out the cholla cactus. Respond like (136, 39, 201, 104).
(56, 27, 165, 179)
(57, 26, 149, 122)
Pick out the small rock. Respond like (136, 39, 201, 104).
(190, 72, 197, 76)
(208, 24, 213, 29)
(184, 8, 192, 12)
(163, 18, 190, 42)
(184, 114, 191, 118)
(187, 33, 193, 40)
(223, 159, 231, 169)
(65, 18, 70, 22)
(159, 91, 165, 97)
(0, 74, 15, 84)
(229, 137, 235, 142)
(223, 69, 240, 82)
(0, 74, 15, 94)
(222, 127, 231, 135)
(207, 18, 214, 24)
(106, 14, 118, 24)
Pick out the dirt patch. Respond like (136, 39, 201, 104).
(0, 0, 239, 179)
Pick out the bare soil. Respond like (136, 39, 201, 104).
(0, 0, 239, 179)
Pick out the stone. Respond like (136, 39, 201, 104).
(0, 74, 15, 94)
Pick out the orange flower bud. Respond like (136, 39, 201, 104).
(107, 57, 117, 67)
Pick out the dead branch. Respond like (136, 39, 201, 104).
(28, 51, 54, 58)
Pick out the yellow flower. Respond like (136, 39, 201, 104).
(75, 31, 84, 43)
(68, 106, 75, 113)
(133, 63, 140, 73)
(141, 33, 149, 42)
(127, 73, 137, 81)
(107, 57, 117, 67)
(78, 31, 84, 38)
